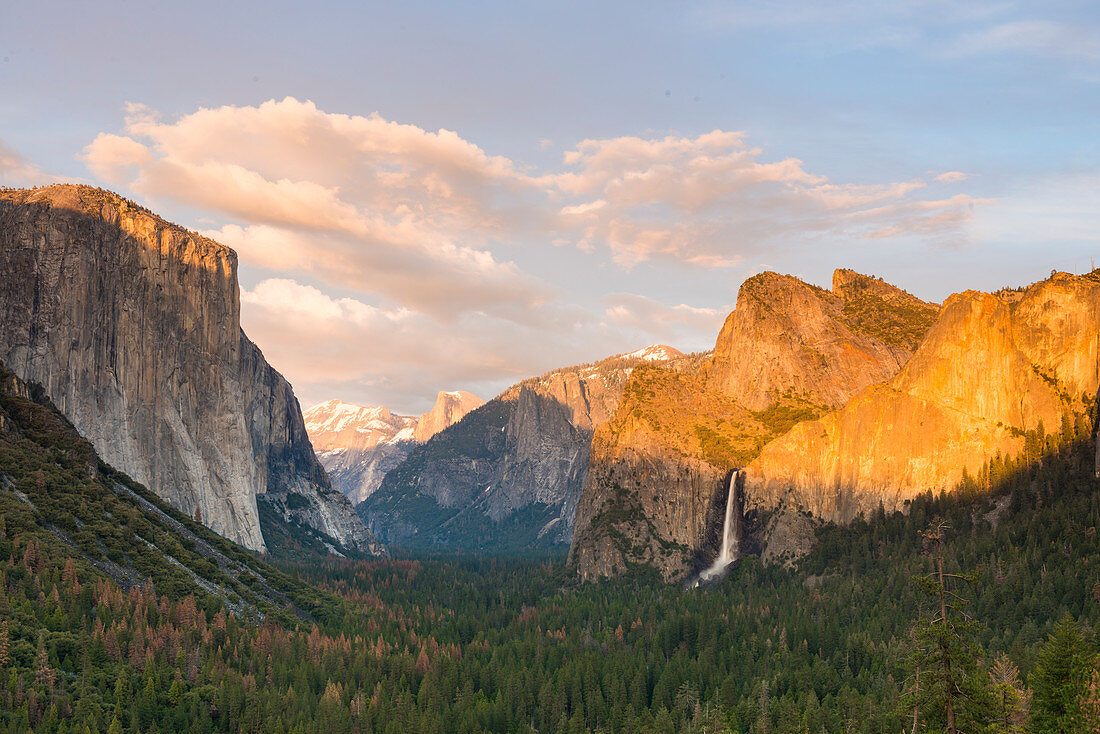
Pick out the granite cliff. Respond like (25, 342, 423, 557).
(304, 391, 483, 505)
(569, 270, 939, 581)
(743, 270, 1100, 520)
(0, 184, 381, 555)
(360, 346, 686, 551)
(414, 391, 484, 442)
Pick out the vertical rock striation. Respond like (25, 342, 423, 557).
(0, 184, 380, 554)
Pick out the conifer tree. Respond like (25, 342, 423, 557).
(905, 522, 992, 733)
(1030, 615, 1097, 733)
(988, 652, 1030, 733)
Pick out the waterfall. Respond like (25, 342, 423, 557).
(699, 470, 742, 582)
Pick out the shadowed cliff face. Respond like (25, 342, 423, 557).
(569, 270, 939, 581)
(0, 184, 380, 555)
(744, 271, 1100, 520)
(360, 347, 685, 551)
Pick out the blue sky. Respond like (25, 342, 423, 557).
(2, 0, 1098, 413)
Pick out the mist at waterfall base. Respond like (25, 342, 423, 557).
(694, 470, 743, 586)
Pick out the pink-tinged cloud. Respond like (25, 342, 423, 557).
(0, 139, 59, 187)
(84, 97, 986, 286)
(604, 293, 727, 340)
(240, 278, 649, 412)
(547, 130, 985, 266)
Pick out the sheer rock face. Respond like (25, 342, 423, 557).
(413, 391, 484, 442)
(361, 347, 684, 550)
(744, 272, 1100, 520)
(304, 392, 482, 505)
(704, 269, 937, 410)
(570, 427, 727, 581)
(0, 185, 379, 554)
(570, 270, 938, 581)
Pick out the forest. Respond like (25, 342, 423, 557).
(0, 368, 1098, 732)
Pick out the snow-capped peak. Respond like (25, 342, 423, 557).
(623, 344, 684, 362)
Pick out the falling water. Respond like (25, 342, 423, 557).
(698, 470, 742, 582)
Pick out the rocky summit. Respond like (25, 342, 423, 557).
(304, 391, 483, 505)
(569, 270, 940, 581)
(0, 185, 381, 556)
(744, 270, 1100, 520)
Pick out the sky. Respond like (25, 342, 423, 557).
(2, 0, 1098, 414)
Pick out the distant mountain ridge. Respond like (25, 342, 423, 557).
(304, 391, 483, 505)
(359, 345, 688, 551)
(0, 184, 381, 556)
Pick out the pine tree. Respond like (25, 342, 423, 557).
(988, 652, 1030, 733)
(1030, 615, 1096, 733)
(905, 522, 992, 733)
(34, 631, 55, 693)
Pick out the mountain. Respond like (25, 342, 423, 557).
(569, 270, 940, 581)
(413, 391, 484, 442)
(744, 270, 1100, 520)
(0, 184, 381, 556)
(0, 361, 328, 619)
(303, 391, 483, 505)
(359, 346, 687, 551)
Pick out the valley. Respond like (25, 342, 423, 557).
(1, 192, 1097, 732)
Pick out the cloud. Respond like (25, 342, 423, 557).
(83, 97, 552, 319)
(603, 293, 728, 341)
(950, 20, 1100, 62)
(935, 171, 969, 183)
(241, 278, 647, 412)
(548, 130, 984, 265)
(81, 98, 986, 409)
(85, 98, 985, 282)
(0, 139, 58, 187)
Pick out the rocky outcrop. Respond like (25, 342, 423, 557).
(413, 391, 484, 442)
(0, 184, 380, 555)
(759, 505, 818, 569)
(744, 271, 1100, 520)
(570, 270, 939, 581)
(704, 269, 937, 410)
(570, 428, 728, 581)
(360, 347, 685, 550)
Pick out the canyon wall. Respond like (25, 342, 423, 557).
(744, 272, 1100, 520)
(0, 185, 379, 554)
(570, 270, 940, 581)
(361, 346, 686, 550)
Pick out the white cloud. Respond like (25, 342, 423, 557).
(935, 171, 969, 183)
